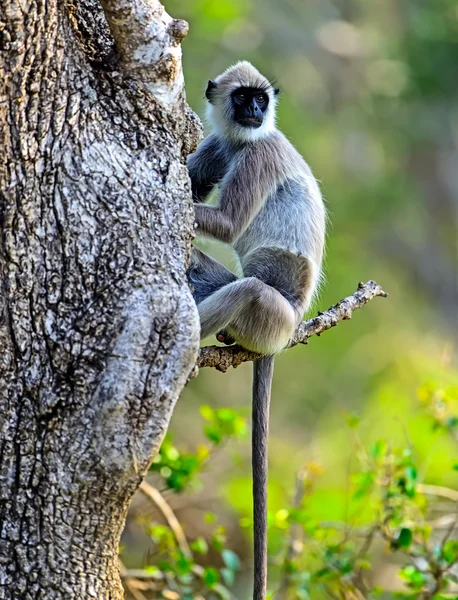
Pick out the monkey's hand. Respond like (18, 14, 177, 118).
(193, 204, 236, 244)
(216, 329, 236, 345)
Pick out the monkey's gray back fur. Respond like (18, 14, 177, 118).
(232, 130, 324, 285)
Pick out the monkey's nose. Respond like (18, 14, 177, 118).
(249, 108, 261, 120)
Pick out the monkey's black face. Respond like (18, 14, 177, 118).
(231, 87, 270, 128)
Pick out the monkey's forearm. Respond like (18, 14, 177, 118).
(188, 160, 215, 203)
(187, 134, 228, 203)
(194, 168, 268, 244)
(191, 181, 215, 203)
(194, 204, 236, 243)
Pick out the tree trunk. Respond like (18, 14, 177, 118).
(0, 0, 201, 597)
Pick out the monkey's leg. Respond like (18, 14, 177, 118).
(187, 247, 237, 305)
(187, 248, 239, 343)
(198, 277, 297, 354)
(242, 247, 317, 315)
(196, 277, 261, 340)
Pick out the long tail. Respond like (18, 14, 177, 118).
(252, 355, 275, 600)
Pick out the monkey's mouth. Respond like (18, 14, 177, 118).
(238, 117, 263, 128)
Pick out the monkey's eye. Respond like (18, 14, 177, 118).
(256, 95, 266, 104)
(235, 93, 245, 102)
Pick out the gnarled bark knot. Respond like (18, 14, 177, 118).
(99, 0, 190, 103)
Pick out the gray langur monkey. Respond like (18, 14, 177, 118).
(186, 61, 326, 600)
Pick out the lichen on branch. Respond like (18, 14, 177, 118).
(196, 281, 388, 373)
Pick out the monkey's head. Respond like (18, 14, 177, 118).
(205, 61, 280, 143)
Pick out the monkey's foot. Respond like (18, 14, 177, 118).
(216, 329, 236, 345)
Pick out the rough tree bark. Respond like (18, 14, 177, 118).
(0, 0, 201, 597)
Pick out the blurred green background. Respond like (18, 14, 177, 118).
(122, 0, 458, 596)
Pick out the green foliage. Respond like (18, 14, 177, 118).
(149, 434, 203, 492)
(418, 383, 458, 443)
(145, 519, 239, 599)
(200, 405, 247, 446)
(122, 389, 458, 598)
(121, 410, 246, 598)
(149, 407, 247, 492)
(266, 397, 458, 599)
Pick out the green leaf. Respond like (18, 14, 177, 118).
(405, 465, 417, 481)
(190, 537, 208, 555)
(284, 559, 298, 574)
(442, 540, 458, 563)
(399, 565, 426, 589)
(221, 567, 235, 586)
(446, 415, 458, 429)
(399, 528, 413, 548)
(212, 531, 226, 552)
(203, 567, 220, 587)
(176, 553, 193, 575)
(312, 567, 338, 582)
(222, 549, 240, 571)
(163, 445, 180, 461)
(288, 508, 309, 524)
(179, 455, 199, 475)
(200, 405, 214, 421)
(391, 528, 412, 550)
(216, 407, 236, 422)
(397, 476, 416, 498)
(352, 471, 375, 499)
(370, 439, 387, 459)
(160, 466, 172, 479)
(204, 425, 222, 444)
(158, 560, 173, 572)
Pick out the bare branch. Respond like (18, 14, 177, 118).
(196, 281, 388, 373)
(417, 483, 458, 503)
(100, 0, 188, 102)
(138, 481, 192, 558)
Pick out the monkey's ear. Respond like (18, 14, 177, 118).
(273, 87, 281, 96)
(205, 80, 218, 103)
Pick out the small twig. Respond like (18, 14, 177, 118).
(427, 514, 458, 530)
(440, 513, 458, 548)
(196, 281, 387, 373)
(417, 483, 458, 503)
(138, 480, 192, 558)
